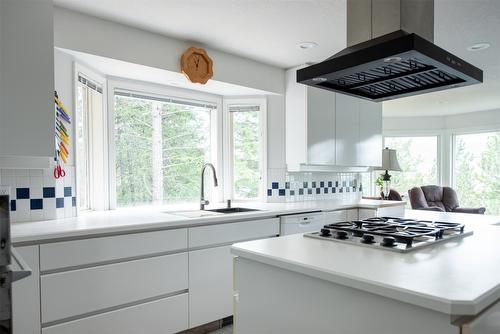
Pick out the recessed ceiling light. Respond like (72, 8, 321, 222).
(467, 42, 490, 51)
(312, 77, 327, 82)
(298, 42, 318, 50)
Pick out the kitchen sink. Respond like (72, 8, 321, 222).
(166, 207, 260, 218)
(206, 207, 260, 214)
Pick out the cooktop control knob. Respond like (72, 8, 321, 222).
(320, 228, 331, 237)
(361, 234, 375, 244)
(381, 236, 396, 247)
(335, 231, 348, 240)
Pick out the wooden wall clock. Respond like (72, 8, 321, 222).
(180, 47, 214, 84)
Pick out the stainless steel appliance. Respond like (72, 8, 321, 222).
(0, 187, 31, 334)
(304, 216, 473, 253)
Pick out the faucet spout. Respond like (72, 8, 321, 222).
(200, 163, 218, 210)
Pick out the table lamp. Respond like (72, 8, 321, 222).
(375, 147, 402, 200)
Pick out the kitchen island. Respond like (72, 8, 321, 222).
(231, 212, 500, 334)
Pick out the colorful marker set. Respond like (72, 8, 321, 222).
(54, 91, 70, 178)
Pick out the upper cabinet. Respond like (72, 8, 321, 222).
(285, 67, 382, 171)
(335, 94, 382, 167)
(0, 0, 54, 166)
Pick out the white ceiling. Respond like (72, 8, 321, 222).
(54, 0, 500, 117)
(53, 0, 347, 69)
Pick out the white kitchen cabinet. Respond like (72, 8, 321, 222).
(335, 94, 383, 167)
(189, 245, 234, 328)
(188, 218, 280, 328)
(286, 67, 382, 170)
(335, 94, 360, 166)
(40, 228, 187, 271)
(41, 252, 188, 323)
(0, 0, 54, 162)
(42, 294, 189, 334)
(358, 98, 383, 167)
(11, 245, 41, 334)
(285, 66, 336, 171)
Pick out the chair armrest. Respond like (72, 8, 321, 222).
(453, 207, 486, 214)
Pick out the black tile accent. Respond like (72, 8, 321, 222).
(332, 188, 336, 193)
(290, 190, 295, 196)
(303, 182, 308, 188)
(16, 188, 29, 199)
(316, 188, 321, 194)
(43, 187, 55, 198)
(272, 182, 279, 189)
(56, 198, 64, 208)
(312, 182, 316, 188)
(10, 200, 16, 212)
(64, 186, 72, 197)
(72, 197, 77, 207)
(308, 189, 313, 195)
(339, 188, 344, 193)
(285, 182, 290, 189)
(278, 189, 286, 196)
(324, 188, 329, 194)
(299, 188, 304, 195)
(267, 189, 272, 196)
(328, 181, 333, 187)
(320, 181, 325, 187)
(30, 199, 43, 210)
(335, 181, 339, 187)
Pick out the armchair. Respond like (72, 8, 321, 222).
(408, 185, 486, 214)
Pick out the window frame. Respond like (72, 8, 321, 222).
(381, 132, 442, 195)
(223, 97, 267, 202)
(107, 78, 223, 209)
(73, 63, 108, 212)
(451, 127, 500, 191)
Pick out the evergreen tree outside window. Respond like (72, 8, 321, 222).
(114, 92, 214, 207)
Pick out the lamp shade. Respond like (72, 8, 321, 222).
(376, 148, 402, 171)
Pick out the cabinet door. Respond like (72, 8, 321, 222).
(307, 87, 336, 165)
(358, 99, 382, 167)
(335, 94, 360, 166)
(0, 0, 54, 158)
(189, 245, 234, 328)
(12, 246, 41, 334)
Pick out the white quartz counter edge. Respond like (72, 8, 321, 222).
(11, 200, 404, 244)
(231, 243, 493, 316)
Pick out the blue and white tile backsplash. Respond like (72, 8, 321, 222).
(0, 167, 77, 222)
(267, 168, 362, 203)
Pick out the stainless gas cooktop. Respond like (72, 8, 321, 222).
(304, 217, 473, 253)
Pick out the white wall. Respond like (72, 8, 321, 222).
(383, 109, 500, 187)
(53, 7, 287, 173)
(54, 48, 75, 166)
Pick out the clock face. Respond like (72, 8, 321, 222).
(181, 47, 213, 84)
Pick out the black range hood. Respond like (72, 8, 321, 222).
(297, 30, 483, 102)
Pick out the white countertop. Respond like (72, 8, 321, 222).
(231, 211, 500, 316)
(11, 199, 404, 244)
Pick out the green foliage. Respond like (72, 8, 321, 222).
(114, 96, 210, 207)
(455, 132, 500, 215)
(233, 111, 260, 199)
(384, 137, 438, 199)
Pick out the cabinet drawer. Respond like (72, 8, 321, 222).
(41, 252, 188, 324)
(189, 218, 279, 248)
(40, 228, 187, 271)
(42, 293, 188, 334)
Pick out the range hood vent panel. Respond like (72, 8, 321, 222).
(297, 31, 483, 102)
